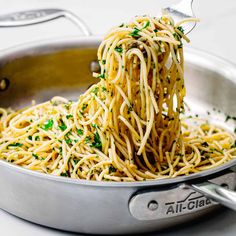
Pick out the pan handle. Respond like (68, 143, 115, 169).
(0, 8, 92, 36)
(188, 181, 236, 211)
(129, 172, 236, 221)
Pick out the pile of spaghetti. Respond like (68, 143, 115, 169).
(0, 14, 235, 181)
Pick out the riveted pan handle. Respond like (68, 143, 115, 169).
(129, 172, 236, 220)
(189, 181, 236, 211)
(0, 8, 92, 36)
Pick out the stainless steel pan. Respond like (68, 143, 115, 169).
(0, 9, 236, 235)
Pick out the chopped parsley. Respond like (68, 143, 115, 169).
(92, 87, 99, 95)
(225, 115, 231, 122)
(35, 136, 40, 141)
(85, 136, 92, 143)
(225, 115, 236, 122)
(102, 59, 106, 65)
(8, 143, 23, 148)
(109, 165, 116, 173)
(82, 103, 88, 111)
(143, 21, 150, 29)
(177, 26, 184, 34)
(202, 142, 209, 147)
(60, 172, 68, 177)
(64, 101, 72, 110)
(114, 46, 123, 53)
(28, 135, 32, 140)
(66, 114, 73, 119)
(32, 153, 39, 159)
(129, 27, 141, 38)
(92, 123, 97, 128)
(77, 129, 83, 136)
(59, 124, 67, 131)
(59, 146, 63, 155)
(58, 119, 67, 131)
(90, 132, 102, 150)
(65, 138, 72, 144)
(41, 119, 54, 131)
(97, 72, 105, 79)
(102, 87, 107, 92)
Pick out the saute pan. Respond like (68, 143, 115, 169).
(0, 9, 236, 235)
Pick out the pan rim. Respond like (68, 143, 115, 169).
(0, 35, 235, 188)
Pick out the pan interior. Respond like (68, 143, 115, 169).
(0, 44, 235, 186)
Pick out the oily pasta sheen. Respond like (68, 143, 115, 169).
(0, 14, 235, 181)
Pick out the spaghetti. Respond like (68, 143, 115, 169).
(0, 14, 235, 181)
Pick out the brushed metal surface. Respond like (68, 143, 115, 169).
(0, 37, 235, 234)
(129, 172, 236, 220)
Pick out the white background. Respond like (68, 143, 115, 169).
(0, 0, 236, 235)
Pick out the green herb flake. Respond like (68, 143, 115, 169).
(8, 143, 23, 148)
(64, 101, 72, 110)
(109, 165, 116, 173)
(92, 87, 99, 95)
(129, 27, 141, 38)
(74, 159, 79, 164)
(97, 72, 105, 79)
(128, 106, 133, 112)
(90, 132, 102, 150)
(102, 87, 107, 92)
(82, 103, 88, 111)
(65, 138, 72, 144)
(143, 21, 150, 29)
(92, 123, 97, 128)
(66, 114, 73, 119)
(225, 115, 231, 122)
(60, 172, 68, 177)
(225, 115, 236, 122)
(28, 135, 32, 140)
(177, 26, 184, 34)
(77, 129, 83, 136)
(102, 59, 106, 65)
(35, 136, 40, 141)
(114, 46, 123, 53)
(32, 153, 39, 159)
(41, 119, 54, 131)
(59, 124, 67, 131)
(85, 136, 92, 144)
(202, 142, 209, 147)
